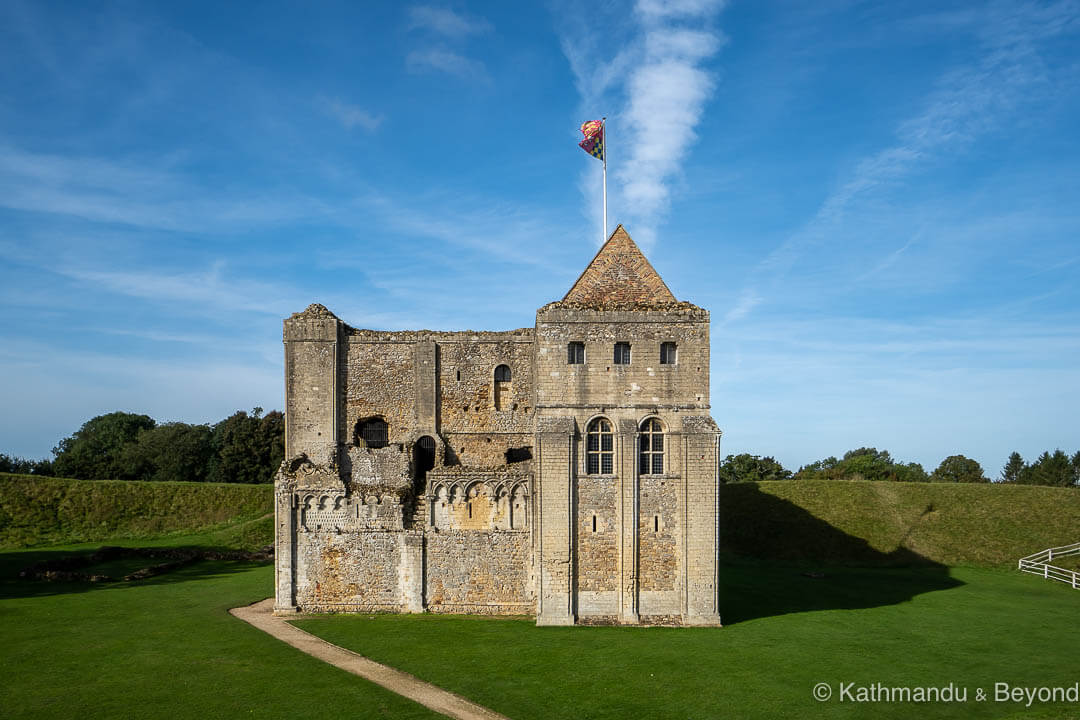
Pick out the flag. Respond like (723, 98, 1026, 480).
(579, 120, 604, 161)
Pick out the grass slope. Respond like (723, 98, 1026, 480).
(0, 473, 272, 549)
(721, 480, 1080, 568)
(297, 566, 1080, 720)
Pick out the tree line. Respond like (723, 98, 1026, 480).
(0, 409, 284, 484)
(719, 447, 1080, 487)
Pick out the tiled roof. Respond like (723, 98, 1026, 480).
(560, 225, 677, 307)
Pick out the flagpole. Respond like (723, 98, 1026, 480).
(602, 117, 607, 243)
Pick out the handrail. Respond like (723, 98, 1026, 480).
(1018, 542, 1080, 590)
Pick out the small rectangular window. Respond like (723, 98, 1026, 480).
(614, 342, 631, 365)
(660, 342, 677, 365)
(568, 342, 585, 364)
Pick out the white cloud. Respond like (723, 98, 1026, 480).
(407, 6, 491, 37)
(322, 97, 383, 131)
(558, 0, 726, 246)
(405, 48, 489, 81)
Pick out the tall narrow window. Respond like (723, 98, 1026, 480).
(494, 364, 512, 410)
(639, 418, 664, 475)
(613, 342, 631, 365)
(567, 341, 585, 364)
(660, 342, 677, 365)
(586, 418, 614, 474)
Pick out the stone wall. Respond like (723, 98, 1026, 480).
(425, 530, 533, 614)
(294, 530, 403, 611)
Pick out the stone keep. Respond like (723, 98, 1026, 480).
(274, 226, 723, 625)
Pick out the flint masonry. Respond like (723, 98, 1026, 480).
(274, 226, 723, 625)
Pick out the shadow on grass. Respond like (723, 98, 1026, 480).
(716, 483, 964, 624)
(0, 545, 271, 601)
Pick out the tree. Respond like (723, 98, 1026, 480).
(999, 452, 1026, 484)
(52, 412, 156, 480)
(1022, 450, 1076, 487)
(930, 455, 988, 483)
(0, 454, 54, 476)
(208, 408, 285, 484)
(718, 454, 792, 483)
(795, 447, 927, 482)
(120, 423, 214, 483)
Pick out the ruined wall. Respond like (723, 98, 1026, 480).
(437, 331, 535, 467)
(425, 531, 533, 614)
(284, 306, 340, 462)
(344, 333, 417, 446)
(294, 530, 403, 611)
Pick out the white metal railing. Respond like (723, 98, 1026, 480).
(1018, 541, 1080, 589)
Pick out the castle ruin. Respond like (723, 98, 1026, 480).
(274, 225, 723, 625)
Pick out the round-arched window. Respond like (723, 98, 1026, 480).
(639, 418, 664, 475)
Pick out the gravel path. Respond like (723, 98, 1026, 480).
(230, 599, 510, 720)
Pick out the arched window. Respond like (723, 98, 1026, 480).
(639, 418, 664, 475)
(586, 418, 614, 474)
(494, 364, 512, 410)
(355, 418, 388, 448)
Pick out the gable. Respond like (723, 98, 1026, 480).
(561, 225, 677, 307)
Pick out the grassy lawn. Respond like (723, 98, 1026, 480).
(0, 538, 440, 720)
(295, 564, 1080, 720)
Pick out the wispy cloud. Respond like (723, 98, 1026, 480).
(736, 0, 1080, 317)
(558, 0, 727, 247)
(404, 6, 491, 82)
(0, 146, 326, 232)
(405, 48, 489, 82)
(321, 97, 383, 131)
(407, 6, 491, 38)
(53, 261, 300, 319)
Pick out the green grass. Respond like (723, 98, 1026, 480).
(0, 473, 273, 549)
(295, 565, 1080, 720)
(721, 480, 1080, 568)
(3, 476, 1077, 718)
(0, 540, 441, 720)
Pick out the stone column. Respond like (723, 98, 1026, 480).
(618, 419, 640, 624)
(273, 485, 299, 614)
(400, 531, 425, 613)
(682, 417, 723, 626)
(536, 416, 576, 626)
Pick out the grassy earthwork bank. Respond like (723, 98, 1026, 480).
(1, 474, 1078, 719)
(0, 472, 272, 549)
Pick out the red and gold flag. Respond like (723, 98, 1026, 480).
(578, 120, 604, 161)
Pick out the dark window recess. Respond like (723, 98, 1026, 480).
(639, 418, 664, 475)
(413, 436, 436, 491)
(505, 447, 533, 464)
(660, 342, 677, 365)
(356, 418, 389, 448)
(568, 342, 585, 364)
(494, 364, 512, 410)
(586, 418, 614, 474)
(614, 342, 631, 365)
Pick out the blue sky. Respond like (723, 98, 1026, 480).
(1, 0, 1078, 477)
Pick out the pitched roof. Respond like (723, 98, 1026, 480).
(561, 225, 677, 307)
